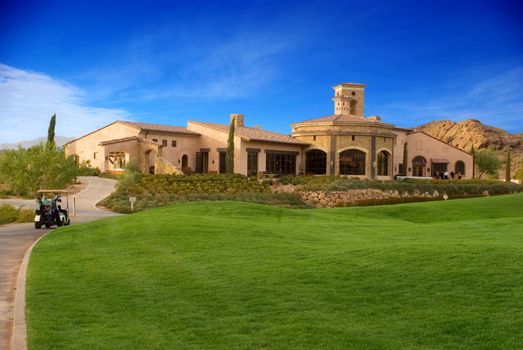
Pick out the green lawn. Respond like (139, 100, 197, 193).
(27, 195, 523, 349)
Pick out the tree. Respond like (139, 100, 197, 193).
(515, 157, 523, 183)
(402, 142, 408, 176)
(226, 116, 235, 174)
(0, 144, 77, 196)
(470, 145, 476, 178)
(505, 148, 511, 182)
(475, 147, 501, 179)
(47, 114, 56, 148)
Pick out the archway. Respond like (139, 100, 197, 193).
(182, 154, 188, 170)
(412, 156, 426, 177)
(455, 160, 465, 176)
(377, 150, 391, 176)
(305, 149, 327, 175)
(339, 149, 366, 175)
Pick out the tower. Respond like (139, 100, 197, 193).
(332, 83, 366, 117)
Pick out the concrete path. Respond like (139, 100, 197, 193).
(0, 176, 120, 350)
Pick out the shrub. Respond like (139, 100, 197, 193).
(0, 204, 35, 225)
(0, 144, 78, 196)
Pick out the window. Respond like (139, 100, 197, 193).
(305, 150, 327, 175)
(93, 152, 98, 159)
(219, 151, 227, 173)
(339, 149, 366, 175)
(313, 135, 317, 141)
(171, 140, 177, 147)
(266, 153, 296, 175)
(152, 138, 158, 142)
(377, 151, 390, 176)
(162, 139, 167, 147)
(247, 151, 258, 177)
(351, 135, 355, 141)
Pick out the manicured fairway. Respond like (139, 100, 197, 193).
(27, 195, 523, 349)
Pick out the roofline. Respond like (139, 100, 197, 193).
(98, 136, 162, 146)
(119, 120, 200, 135)
(333, 83, 367, 89)
(407, 130, 473, 156)
(64, 121, 123, 147)
(189, 121, 308, 145)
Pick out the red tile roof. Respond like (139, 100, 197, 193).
(295, 114, 383, 124)
(191, 121, 308, 145)
(118, 121, 200, 135)
(99, 136, 161, 146)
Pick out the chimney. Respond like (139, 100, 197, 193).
(230, 113, 244, 127)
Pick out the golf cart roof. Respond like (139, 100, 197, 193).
(37, 190, 69, 194)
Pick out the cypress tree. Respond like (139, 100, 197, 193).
(505, 148, 511, 182)
(470, 144, 476, 179)
(47, 114, 56, 148)
(402, 142, 408, 176)
(226, 116, 235, 174)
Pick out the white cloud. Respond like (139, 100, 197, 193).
(0, 64, 130, 143)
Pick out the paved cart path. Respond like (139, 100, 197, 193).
(0, 176, 120, 350)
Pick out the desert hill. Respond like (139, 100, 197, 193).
(417, 119, 522, 175)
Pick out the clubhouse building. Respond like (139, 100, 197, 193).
(65, 83, 473, 179)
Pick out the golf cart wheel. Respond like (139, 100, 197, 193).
(45, 224, 51, 228)
(65, 218, 71, 225)
(35, 222, 41, 229)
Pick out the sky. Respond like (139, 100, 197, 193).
(1, 0, 522, 143)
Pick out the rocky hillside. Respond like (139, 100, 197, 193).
(417, 119, 523, 176)
(416, 119, 522, 152)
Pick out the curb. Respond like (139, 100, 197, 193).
(11, 231, 49, 350)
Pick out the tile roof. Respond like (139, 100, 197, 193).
(118, 121, 200, 135)
(191, 121, 308, 145)
(99, 136, 161, 146)
(296, 114, 378, 124)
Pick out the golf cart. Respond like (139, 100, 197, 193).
(35, 190, 71, 229)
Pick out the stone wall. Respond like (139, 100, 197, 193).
(299, 189, 444, 208)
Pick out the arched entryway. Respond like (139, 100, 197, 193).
(181, 154, 188, 171)
(377, 150, 391, 176)
(339, 149, 366, 175)
(455, 160, 465, 176)
(145, 150, 155, 174)
(305, 149, 327, 175)
(412, 156, 426, 177)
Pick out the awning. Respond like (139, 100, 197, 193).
(431, 158, 450, 163)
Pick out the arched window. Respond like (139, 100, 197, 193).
(339, 149, 366, 175)
(305, 149, 327, 175)
(455, 160, 465, 176)
(377, 151, 390, 176)
(412, 156, 426, 177)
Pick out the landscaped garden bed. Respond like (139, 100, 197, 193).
(100, 172, 523, 212)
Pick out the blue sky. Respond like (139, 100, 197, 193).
(1, 0, 522, 142)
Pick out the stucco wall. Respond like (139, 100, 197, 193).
(64, 122, 139, 171)
(139, 131, 200, 172)
(405, 132, 473, 178)
(186, 122, 243, 173)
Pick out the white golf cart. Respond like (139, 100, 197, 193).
(35, 190, 71, 229)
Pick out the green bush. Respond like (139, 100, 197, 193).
(101, 173, 306, 212)
(0, 204, 34, 225)
(279, 176, 523, 196)
(0, 144, 78, 196)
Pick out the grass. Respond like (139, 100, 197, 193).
(26, 194, 523, 349)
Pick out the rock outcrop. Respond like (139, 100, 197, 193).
(416, 119, 522, 152)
